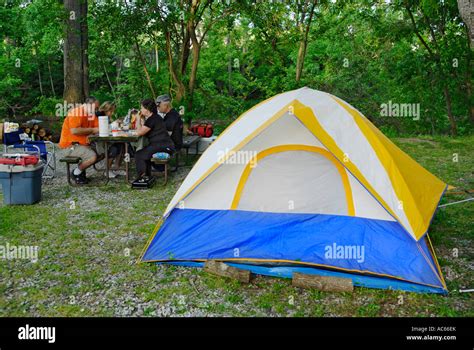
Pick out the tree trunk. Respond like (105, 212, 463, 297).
(63, 0, 86, 104)
(457, 0, 474, 45)
(134, 40, 156, 100)
(187, 0, 204, 113)
(80, 0, 89, 98)
(227, 33, 233, 96)
(116, 57, 122, 89)
(295, 39, 307, 82)
(406, 4, 459, 136)
(47, 60, 56, 96)
(180, 28, 191, 76)
(188, 23, 201, 113)
(165, 31, 186, 102)
(295, 0, 317, 82)
(100, 58, 115, 99)
(464, 26, 474, 125)
(436, 53, 458, 135)
(436, 62, 457, 135)
(37, 65, 44, 97)
(443, 86, 458, 136)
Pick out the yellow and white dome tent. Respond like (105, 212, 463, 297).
(140, 87, 448, 293)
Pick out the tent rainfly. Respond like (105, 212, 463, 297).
(140, 87, 448, 294)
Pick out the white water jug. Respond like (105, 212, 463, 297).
(98, 116, 109, 137)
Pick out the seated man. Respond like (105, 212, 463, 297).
(153, 94, 183, 172)
(134, 99, 175, 181)
(59, 96, 103, 184)
(156, 94, 183, 151)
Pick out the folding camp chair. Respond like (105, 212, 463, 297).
(2, 129, 24, 153)
(3, 129, 56, 179)
(21, 141, 56, 179)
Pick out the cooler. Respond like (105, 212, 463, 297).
(0, 160, 44, 205)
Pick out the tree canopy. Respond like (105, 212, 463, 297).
(0, 0, 472, 136)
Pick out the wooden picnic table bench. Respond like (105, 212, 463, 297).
(182, 135, 201, 164)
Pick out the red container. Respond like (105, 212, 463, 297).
(190, 123, 213, 137)
(0, 155, 39, 166)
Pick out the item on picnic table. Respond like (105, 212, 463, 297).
(123, 109, 137, 129)
(130, 110, 138, 129)
(111, 121, 120, 136)
(190, 122, 213, 137)
(98, 116, 109, 136)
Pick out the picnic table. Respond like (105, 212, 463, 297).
(88, 133, 139, 184)
(183, 135, 201, 164)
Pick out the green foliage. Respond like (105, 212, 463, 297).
(0, 0, 472, 135)
(28, 96, 64, 117)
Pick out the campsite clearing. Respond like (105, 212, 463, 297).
(0, 136, 473, 317)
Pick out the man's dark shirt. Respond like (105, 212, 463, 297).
(163, 108, 183, 150)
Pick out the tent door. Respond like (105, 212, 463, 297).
(232, 146, 354, 216)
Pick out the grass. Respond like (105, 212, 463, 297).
(0, 135, 473, 317)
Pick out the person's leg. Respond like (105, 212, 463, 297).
(67, 145, 97, 184)
(143, 145, 160, 176)
(112, 144, 124, 170)
(105, 155, 117, 178)
(135, 146, 154, 178)
(106, 144, 121, 177)
(135, 145, 166, 177)
(77, 146, 97, 171)
(145, 158, 151, 177)
(65, 145, 96, 171)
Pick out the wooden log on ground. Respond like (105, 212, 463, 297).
(204, 261, 251, 283)
(292, 272, 353, 292)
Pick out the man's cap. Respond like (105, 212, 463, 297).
(156, 94, 171, 104)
